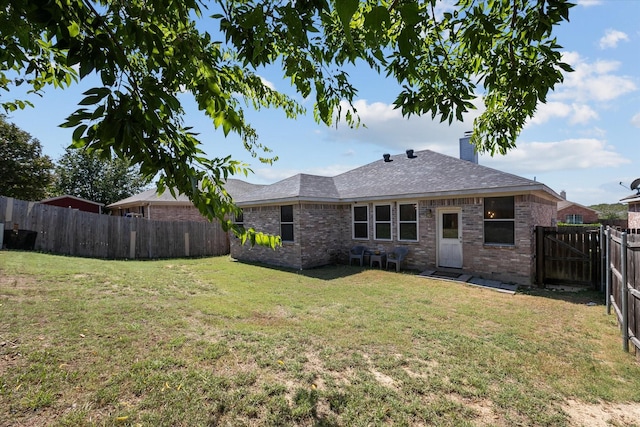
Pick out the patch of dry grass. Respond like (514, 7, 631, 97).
(1, 251, 639, 426)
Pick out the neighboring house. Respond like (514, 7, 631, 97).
(40, 195, 104, 214)
(108, 180, 262, 222)
(621, 193, 640, 229)
(230, 141, 562, 286)
(557, 192, 599, 224)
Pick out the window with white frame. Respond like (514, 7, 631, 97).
(352, 205, 369, 239)
(398, 203, 418, 241)
(484, 196, 515, 245)
(374, 204, 392, 240)
(565, 214, 583, 224)
(280, 205, 294, 242)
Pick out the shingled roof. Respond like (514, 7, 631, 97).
(234, 149, 561, 205)
(108, 179, 264, 208)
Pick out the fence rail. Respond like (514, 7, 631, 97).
(0, 196, 229, 259)
(605, 227, 640, 355)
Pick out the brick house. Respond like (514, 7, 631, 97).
(621, 193, 640, 229)
(230, 147, 562, 286)
(557, 193, 599, 224)
(107, 180, 261, 221)
(40, 195, 104, 214)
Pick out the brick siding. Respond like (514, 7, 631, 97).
(148, 205, 210, 222)
(558, 204, 599, 224)
(629, 202, 640, 228)
(231, 195, 557, 286)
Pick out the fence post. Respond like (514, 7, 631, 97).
(0, 222, 3, 249)
(130, 231, 137, 259)
(184, 232, 190, 257)
(535, 226, 545, 287)
(600, 225, 605, 292)
(621, 232, 629, 352)
(606, 227, 612, 315)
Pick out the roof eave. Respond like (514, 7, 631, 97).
(236, 184, 561, 206)
(236, 196, 341, 207)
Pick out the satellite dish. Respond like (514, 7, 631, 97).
(631, 178, 640, 194)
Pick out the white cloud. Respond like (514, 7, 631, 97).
(526, 52, 637, 126)
(568, 104, 598, 124)
(599, 29, 629, 49)
(558, 54, 636, 102)
(528, 102, 599, 126)
(631, 112, 640, 128)
(576, 0, 602, 6)
(258, 76, 275, 90)
(481, 138, 630, 174)
(326, 99, 483, 156)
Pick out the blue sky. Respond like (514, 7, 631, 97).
(5, 0, 639, 206)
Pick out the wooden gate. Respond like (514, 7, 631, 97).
(535, 226, 601, 288)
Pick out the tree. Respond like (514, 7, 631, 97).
(52, 147, 150, 208)
(0, 0, 573, 245)
(0, 115, 54, 201)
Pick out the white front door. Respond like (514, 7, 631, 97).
(438, 208, 463, 268)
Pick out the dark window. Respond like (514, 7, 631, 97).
(353, 205, 369, 239)
(484, 196, 515, 245)
(441, 213, 459, 239)
(398, 203, 418, 241)
(281, 205, 294, 242)
(375, 205, 391, 240)
(234, 209, 244, 224)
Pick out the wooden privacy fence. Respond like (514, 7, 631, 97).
(535, 226, 601, 289)
(0, 196, 229, 259)
(605, 228, 640, 356)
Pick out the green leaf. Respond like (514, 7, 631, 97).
(67, 22, 80, 38)
(335, 0, 358, 44)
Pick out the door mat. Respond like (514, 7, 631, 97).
(419, 270, 472, 282)
(431, 271, 463, 279)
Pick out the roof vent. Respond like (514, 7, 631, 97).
(383, 153, 393, 162)
(406, 149, 417, 159)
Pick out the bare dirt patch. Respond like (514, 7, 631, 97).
(563, 399, 640, 427)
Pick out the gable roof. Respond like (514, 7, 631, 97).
(234, 149, 561, 205)
(108, 179, 264, 208)
(40, 195, 104, 207)
(557, 200, 598, 214)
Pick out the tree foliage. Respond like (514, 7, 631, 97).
(0, 115, 54, 201)
(0, 0, 573, 246)
(52, 147, 151, 208)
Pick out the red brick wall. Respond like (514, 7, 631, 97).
(558, 205, 599, 224)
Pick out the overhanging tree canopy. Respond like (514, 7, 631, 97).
(0, 115, 54, 201)
(0, 0, 573, 246)
(52, 147, 151, 207)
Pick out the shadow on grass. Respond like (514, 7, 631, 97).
(231, 259, 421, 281)
(518, 287, 606, 306)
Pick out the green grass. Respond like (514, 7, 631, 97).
(1, 251, 639, 426)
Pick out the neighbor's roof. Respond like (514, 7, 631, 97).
(40, 194, 104, 206)
(108, 179, 265, 208)
(233, 149, 562, 205)
(620, 193, 640, 204)
(557, 200, 598, 213)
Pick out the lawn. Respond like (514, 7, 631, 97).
(1, 251, 639, 426)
